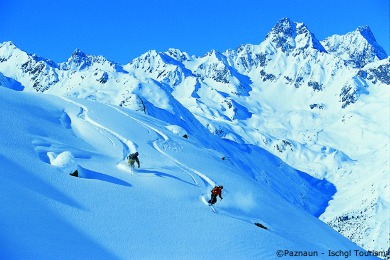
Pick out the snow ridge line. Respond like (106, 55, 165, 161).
(60, 97, 136, 160)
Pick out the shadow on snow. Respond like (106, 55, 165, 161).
(137, 169, 198, 186)
(79, 166, 132, 187)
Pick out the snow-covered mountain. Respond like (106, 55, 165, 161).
(0, 17, 389, 257)
(321, 26, 388, 68)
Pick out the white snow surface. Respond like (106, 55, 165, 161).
(0, 87, 375, 259)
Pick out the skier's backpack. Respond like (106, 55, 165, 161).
(127, 152, 139, 160)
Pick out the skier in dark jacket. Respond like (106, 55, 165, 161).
(208, 186, 223, 205)
(127, 152, 140, 169)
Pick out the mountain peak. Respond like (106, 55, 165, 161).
(0, 41, 22, 56)
(357, 25, 373, 36)
(164, 48, 190, 62)
(0, 41, 18, 49)
(71, 48, 88, 58)
(272, 17, 295, 35)
(321, 26, 388, 67)
(59, 48, 93, 70)
(137, 50, 160, 61)
(203, 49, 226, 61)
(265, 18, 326, 54)
(356, 26, 378, 46)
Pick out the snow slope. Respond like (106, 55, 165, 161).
(0, 87, 377, 259)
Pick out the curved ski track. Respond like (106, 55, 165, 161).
(106, 105, 218, 201)
(60, 97, 136, 161)
(61, 98, 220, 212)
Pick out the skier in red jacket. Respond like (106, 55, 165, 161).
(208, 186, 223, 205)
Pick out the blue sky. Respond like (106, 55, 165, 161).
(1, 0, 388, 64)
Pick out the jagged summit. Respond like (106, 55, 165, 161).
(0, 41, 27, 61)
(358, 26, 388, 58)
(59, 48, 120, 71)
(265, 18, 296, 53)
(164, 48, 190, 62)
(60, 48, 93, 70)
(71, 48, 87, 58)
(356, 26, 387, 58)
(265, 18, 326, 54)
(357, 26, 375, 41)
(0, 41, 17, 49)
(202, 49, 229, 63)
(133, 49, 188, 66)
(128, 49, 160, 64)
(321, 26, 388, 68)
(268, 18, 295, 36)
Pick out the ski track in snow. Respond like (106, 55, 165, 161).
(60, 97, 136, 161)
(107, 104, 218, 207)
(107, 104, 169, 141)
(61, 100, 222, 214)
(151, 140, 220, 212)
(152, 140, 199, 186)
(57, 100, 271, 223)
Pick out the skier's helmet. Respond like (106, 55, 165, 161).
(219, 185, 223, 189)
(135, 152, 139, 156)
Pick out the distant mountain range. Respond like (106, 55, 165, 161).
(0, 17, 389, 254)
